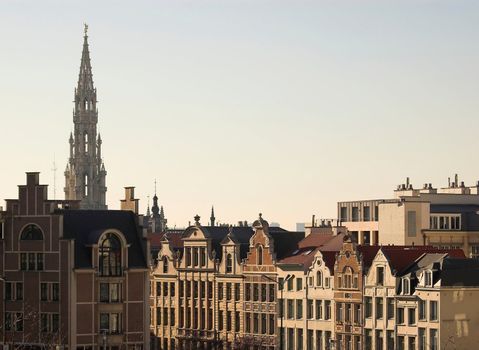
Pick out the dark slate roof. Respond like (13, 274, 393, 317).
(430, 204, 479, 231)
(440, 258, 479, 287)
(60, 209, 148, 269)
(269, 229, 305, 260)
(200, 226, 255, 260)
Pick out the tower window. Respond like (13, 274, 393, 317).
(84, 132, 88, 153)
(84, 174, 88, 197)
(256, 245, 263, 265)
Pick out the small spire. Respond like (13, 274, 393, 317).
(84, 23, 88, 36)
(146, 195, 151, 217)
(210, 206, 216, 226)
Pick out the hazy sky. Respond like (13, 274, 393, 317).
(1, 0, 479, 230)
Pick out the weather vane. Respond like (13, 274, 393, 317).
(84, 23, 88, 35)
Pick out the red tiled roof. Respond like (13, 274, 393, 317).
(298, 233, 335, 249)
(149, 230, 184, 250)
(278, 247, 320, 267)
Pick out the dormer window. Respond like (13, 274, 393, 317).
(424, 271, 433, 287)
(402, 278, 410, 295)
(99, 233, 122, 277)
(162, 256, 168, 274)
(376, 266, 384, 286)
(256, 245, 263, 265)
(226, 254, 233, 273)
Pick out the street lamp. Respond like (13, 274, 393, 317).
(260, 274, 292, 350)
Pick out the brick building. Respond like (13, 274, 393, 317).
(0, 173, 150, 349)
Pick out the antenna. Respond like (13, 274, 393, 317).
(52, 154, 58, 200)
(154, 178, 157, 195)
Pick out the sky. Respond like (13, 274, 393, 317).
(1, 0, 479, 230)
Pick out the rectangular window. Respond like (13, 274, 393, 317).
(245, 283, 251, 301)
(208, 281, 213, 299)
(253, 284, 259, 301)
(296, 299, 303, 319)
(156, 307, 161, 325)
(20, 253, 27, 270)
(375, 298, 383, 319)
(430, 329, 438, 350)
(100, 313, 109, 331)
(325, 300, 331, 320)
(387, 330, 394, 350)
(397, 335, 405, 350)
(15, 283, 23, 301)
(227, 283, 232, 301)
(407, 211, 417, 237)
(365, 297, 372, 318)
(40, 283, 48, 301)
(287, 277, 294, 291)
(236, 311, 241, 333)
(287, 300, 294, 319)
(297, 329, 303, 350)
(245, 313, 251, 333)
(418, 328, 426, 350)
(408, 308, 416, 325)
(269, 314, 275, 335)
(418, 299, 426, 320)
(218, 311, 224, 331)
(52, 283, 59, 301)
(345, 303, 351, 322)
(337, 302, 343, 322)
(171, 282, 176, 297)
(376, 266, 384, 286)
(363, 206, 371, 221)
(100, 283, 109, 302)
(170, 308, 175, 326)
(163, 281, 169, 297)
(307, 300, 313, 319)
(218, 282, 223, 300)
(315, 300, 322, 319)
(28, 253, 36, 270)
(397, 307, 404, 324)
(340, 207, 348, 221)
(110, 283, 119, 302)
(430, 301, 438, 321)
(268, 283, 275, 302)
(41, 313, 48, 333)
(253, 313, 258, 333)
(376, 330, 383, 350)
(5, 282, 12, 301)
(260, 283, 266, 302)
(296, 278, 303, 291)
(200, 247, 206, 266)
(37, 253, 44, 271)
(387, 298, 394, 319)
(352, 207, 359, 222)
(408, 336, 416, 350)
(236, 283, 241, 302)
(52, 314, 59, 332)
(354, 304, 361, 324)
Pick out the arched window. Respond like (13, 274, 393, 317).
(20, 224, 43, 240)
(316, 271, 323, 287)
(256, 245, 263, 265)
(84, 132, 88, 154)
(226, 254, 233, 273)
(162, 256, 168, 273)
(343, 267, 353, 289)
(99, 233, 122, 276)
(84, 174, 89, 197)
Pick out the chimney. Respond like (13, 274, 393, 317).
(455, 174, 459, 187)
(312, 214, 316, 227)
(120, 186, 139, 214)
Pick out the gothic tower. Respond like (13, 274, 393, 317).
(64, 25, 107, 209)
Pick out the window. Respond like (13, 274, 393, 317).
(363, 206, 371, 221)
(170, 282, 175, 297)
(296, 277, 303, 291)
(20, 253, 27, 270)
(397, 307, 404, 324)
(376, 266, 384, 286)
(307, 300, 313, 319)
(418, 299, 426, 320)
(424, 271, 433, 287)
(315, 300, 322, 319)
(342, 267, 353, 289)
(316, 271, 323, 287)
(325, 300, 331, 320)
(28, 253, 36, 270)
(41, 283, 48, 301)
(408, 308, 416, 325)
(226, 254, 233, 273)
(257, 245, 263, 265)
(408, 337, 416, 350)
(407, 211, 417, 237)
(430, 329, 438, 350)
(100, 283, 120, 303)
(340, 207, 348, 221)
(418, 328, 426, 350)
(287, 277, 294, 291)
(227, 283, 232, 301)
(84, 132, 89, 153)
(365, 330, 372, 349)
(430, 301, 438, 321)
(15, 283, 23, 301)
(185, 248, 191, 266)
(260, 283, 266, 302)
(218, 282, 224, 300)
(99, 233, 122, 276)
(387, 331, 394, 350)
(365, 297, 372, 318)
(352, 207, 359, 222)
(397, 335, 405, 350)
(236, 311, 241, 332)
(193, 247, 198, 266)
(376, 330, 383, 350)
(40, 313, 60, 333)
(337, 303, 343, 322)
(402, 278, 410, 295)
(387, 298, 394, 319)
(164, 282, 169, 297)
(287, 300, 294, 319)
(37, 253, 44, 271)
(345, 303, 351, 322)
(471, 245, 479, 259)
(84, 174, 89, 197)
(268, 283, 275, 302)
(20, 224, 43, 240)
(200, 247, 206, 266)
(375, 298, 383, 319)
(253, 284, 258, 301)
(296, 300, 303, 319)
(245, 283, 251, 301)
(162, 257, 168, 273)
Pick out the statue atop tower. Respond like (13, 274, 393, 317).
(64, 25, 107, 209)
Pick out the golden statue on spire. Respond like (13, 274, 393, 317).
(84, 23, 88, 35)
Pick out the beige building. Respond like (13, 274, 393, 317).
(338, 176, 479, 257)
(276, 231, 344, 350)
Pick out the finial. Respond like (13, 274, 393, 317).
(259, 213, 262, 219)
(194, 215, 201, 225)
(84, 23, 89, 36)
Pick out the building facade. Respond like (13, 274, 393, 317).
(1, 173, 150, 349)
(64, 25, 107, 210)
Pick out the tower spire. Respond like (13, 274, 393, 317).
(64, 25, 107, 210)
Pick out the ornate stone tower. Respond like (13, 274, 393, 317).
(64, 25, 107, 209)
